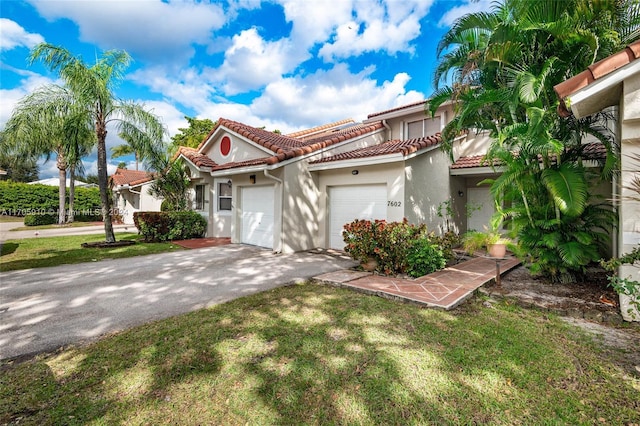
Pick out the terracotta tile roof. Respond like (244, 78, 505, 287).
(285, 118, 355, 139)
(451, 142, 607, 169)
(310, 134, 441, 164)
(367, 100, 427, 119)
(177, 147, 218, 168)
(181, 118, 386, 171)
(110, 168, 154, 186)
(554, 40, 640, 116)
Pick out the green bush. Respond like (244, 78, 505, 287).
(24, 213, 57, 226)
(134, 211, 207, 242)
(406, 238, 447, 278)
(343, 218, 450, 276)
(0, 181, 101, 217)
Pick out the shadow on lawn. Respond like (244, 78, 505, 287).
(1, 284, 638, 424)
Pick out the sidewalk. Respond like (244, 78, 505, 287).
(313, 256, 521, 310)
(0, 222, 132, 242)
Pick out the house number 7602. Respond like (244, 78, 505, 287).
(387, 201, 402, 207)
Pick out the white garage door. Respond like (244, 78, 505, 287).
(329, 185, 387, 250)
(241, 185, 275, 248)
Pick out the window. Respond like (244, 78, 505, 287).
(195, 184, 205, 211)
(218, 181, 232, 211)
(407, 116, 440, 139)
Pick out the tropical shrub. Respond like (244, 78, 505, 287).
(601, 246, 640, 320)
(406, 238, 447, 278)
(23, 213, 57, 226)
(134, 211, 207, 242)
(342, 218, 450, 276)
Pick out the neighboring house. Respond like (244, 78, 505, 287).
(176, 102, 487, 252)
(27, 177, 96, 188)
(110, 168, 162, 224)
(555, 39, 640, 320)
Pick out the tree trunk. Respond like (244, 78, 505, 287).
(67, 164, 75, 223)
(56, 152, 67, 225)
(96, 118, 116, 243)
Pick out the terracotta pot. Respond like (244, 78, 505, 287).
(488, 243, 506, 258)
(362, 258, 378, 272)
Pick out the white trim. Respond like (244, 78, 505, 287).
(568, 60, 640, 118)
(450, 166, 503, 176)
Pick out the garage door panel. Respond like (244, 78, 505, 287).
(241, 186, 274, 248)
(329, 185, 387, 249)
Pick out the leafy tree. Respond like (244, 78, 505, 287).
(431, 0, 640, 282)
(148, 159, 190, 211)
(0, 132, 39, 182)
(28, 43, 166, 242)
(169, 116, 215, 153)
(4, 85, 95, 224)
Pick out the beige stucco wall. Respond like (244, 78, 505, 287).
(114, 181, 163, 225)
(381, 103, 454, 140)
(315, 162, 405, 249)
(404, 149, 465, 234)
(203, 132, 274, 164)
(452, 130, 493, 160)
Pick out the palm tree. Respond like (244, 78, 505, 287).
(430, 0, 640, 281)
(4, 86, 94, 224)
(29, 43, 166, 242)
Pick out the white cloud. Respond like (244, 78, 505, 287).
(0, 18, 45, 51)
(212, 28, 305, 95)
(250, 64, 424, 130)
(0, 70, 58, 129)
(438, 0, 494, 27)
(317, 0, 433, 61)
(28, 0, 227, 62)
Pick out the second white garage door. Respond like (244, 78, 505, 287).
(329, 184, 387, 249)
(241, 185, 275, 249)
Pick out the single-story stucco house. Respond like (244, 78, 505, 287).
(110, 168, 162, 225)
(555, 39, 640, 320)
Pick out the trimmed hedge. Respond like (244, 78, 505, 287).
(134, 211, 207, 242)
(24, 213, 57, 226)
(0, 181, 101, 220)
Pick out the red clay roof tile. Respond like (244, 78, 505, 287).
(310, 134, 441, 164)
(180, 119, 386, 172)
(110, 168, 155, 186)
(554, 40, 640, 115)
(451, 142, 607, 169)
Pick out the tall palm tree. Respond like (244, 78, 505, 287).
(4, 86, 94, 224)
(430, 0, 640, 282)
(29, 43, 166, 242)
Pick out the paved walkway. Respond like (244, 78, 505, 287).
(314, 256, 521, 310)
(0, 221, 132, 242)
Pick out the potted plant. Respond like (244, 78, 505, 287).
(462, 226, 511, 258)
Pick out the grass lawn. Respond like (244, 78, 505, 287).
(0, 233, 182, 271)
(10, 221, 104, 231)
(0, 215, 24, 223)
(1, 283, 638, 425)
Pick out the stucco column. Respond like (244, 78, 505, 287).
(618, 75, 640, 321)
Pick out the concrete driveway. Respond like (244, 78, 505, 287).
(0, 245, 356, 360)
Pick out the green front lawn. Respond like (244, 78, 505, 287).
(0, 233, 182, 271)
(1, 283, 638, 425)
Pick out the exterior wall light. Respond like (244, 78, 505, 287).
(227, 179, 232, 188)
(249, 174, 256, 184)
(458, 190, 464, 197)
(352, 170, 359, 175)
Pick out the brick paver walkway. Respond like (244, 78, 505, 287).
(313, 256, 520, 310)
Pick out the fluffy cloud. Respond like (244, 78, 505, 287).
(0, 69, 58, 129)
(438, 0, 494, 27)
(211, 28, 306, 95)
(250, 64, 424, 130)
(0, 18, 45, 51)
(27, 0, 227, 62)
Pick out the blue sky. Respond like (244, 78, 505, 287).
(0, 0, 489, 178)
